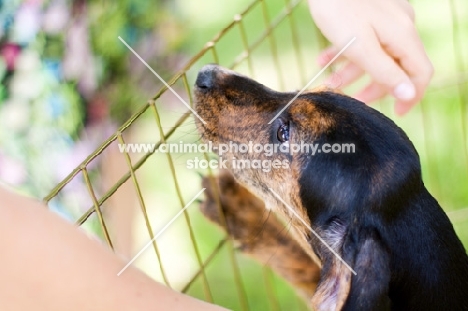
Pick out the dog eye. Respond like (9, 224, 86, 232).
(277, 123, 290, 143)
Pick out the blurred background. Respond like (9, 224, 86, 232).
(0, 0, 467, 310)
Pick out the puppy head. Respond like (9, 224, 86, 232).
(194, 65, 330, 215)
(194, 64, 422, 225)
(194, 64, 419, 309)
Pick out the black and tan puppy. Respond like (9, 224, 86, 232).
(194, 64, 468, 310)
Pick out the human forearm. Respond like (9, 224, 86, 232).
(0, 186, 226, 311)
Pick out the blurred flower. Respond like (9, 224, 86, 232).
(46, 93, 65, 118)
(0, 0, 187, 223)
(12, 1, 42, 45)
(63, 13, 97, 98)
(11, 71, 45, 100)
(0, 98, 30, 132)
(43, 59, 62, 80)
(42, 0, 69, 35)
(0, 154, 27, 184)
(0, 43, 21, 71)
(14, 49, 41, 72)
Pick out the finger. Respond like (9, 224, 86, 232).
(395, 100, 416, 116)
(387, 43, 432, 113)
(395, 0, 416, 21)
(376, 17, 433, 108)
(324, 62, 365, 88)
(345, 32, 417, 103)
(317, 46, 346, 67)
(354, 82, 387, 104)
(389, 41, 432, 100)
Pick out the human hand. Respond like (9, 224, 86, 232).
(308, 0, 433, 115)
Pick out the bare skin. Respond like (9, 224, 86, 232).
(0, 185, 227, 311)
(309, 0, 433, 115)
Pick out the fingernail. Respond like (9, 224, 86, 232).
(394, 83, 416, 101)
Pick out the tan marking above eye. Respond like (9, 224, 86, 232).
(288, 99, 335, 137)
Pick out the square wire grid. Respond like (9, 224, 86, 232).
(44, 0, 468, 310)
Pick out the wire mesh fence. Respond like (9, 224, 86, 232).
(43, 0, 468, 310)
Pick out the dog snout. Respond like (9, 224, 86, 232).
(196, 64, 220, 89)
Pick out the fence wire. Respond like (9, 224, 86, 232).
(44, 0, 468, 310)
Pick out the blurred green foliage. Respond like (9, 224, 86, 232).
(1, 0, 467, 310)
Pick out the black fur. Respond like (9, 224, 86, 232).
(297, 92, 468, 310)
(194, 65, 468, 310)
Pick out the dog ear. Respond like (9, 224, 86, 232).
(343, 228, 391, 310)
(311, 227, 391, 311)
(311, 255, 353, 311)
(310, 220, 352, 311)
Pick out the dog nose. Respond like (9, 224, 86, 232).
(196, 64, 218, 89)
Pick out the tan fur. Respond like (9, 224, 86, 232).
(195, 66, 352, 309)
(201, 171, 320, 299)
